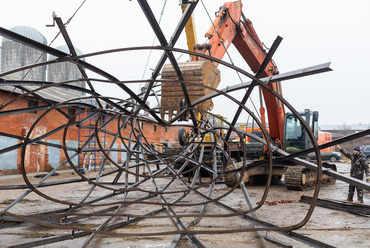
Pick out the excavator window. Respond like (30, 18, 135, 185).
(207, 115, 224, 126)
(284, 115, 307, 152)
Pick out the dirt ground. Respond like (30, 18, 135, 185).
(0, 162, 369, 248)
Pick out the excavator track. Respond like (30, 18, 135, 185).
(224, 162, 284, 187)
(285, 163, 337, 191)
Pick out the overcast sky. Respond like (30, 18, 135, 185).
(1, 0, 369, 127)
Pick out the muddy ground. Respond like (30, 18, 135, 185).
(0, 162, 369, 248)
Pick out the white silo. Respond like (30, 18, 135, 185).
(1, 26, 47, 81)
(48, 45, 86, 95)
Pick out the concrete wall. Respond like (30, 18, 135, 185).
(110, 143, 118, 164)
(66, 140, 78, 167)
(47, 140, 60, 168)
(0, 136, 18, 170)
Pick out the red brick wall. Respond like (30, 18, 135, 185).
(0, 91, 186, 174)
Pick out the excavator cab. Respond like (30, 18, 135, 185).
(282, 110, 337, 190)
(283, 109, 319, 153)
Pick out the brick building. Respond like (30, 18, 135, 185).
(0, 26, 182, 175)
(0, 89, 182, 175)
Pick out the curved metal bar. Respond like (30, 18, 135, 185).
(1, 2, 365, 246)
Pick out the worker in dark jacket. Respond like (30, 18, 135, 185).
(337, 145, 369, 203)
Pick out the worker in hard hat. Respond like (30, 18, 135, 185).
(337, 145, 369, 203)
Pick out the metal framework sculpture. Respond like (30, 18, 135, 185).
(0, 1, 369, 247)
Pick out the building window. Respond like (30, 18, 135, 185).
(68, 108, 76, 121)
(68, 108, 76, 117)
(153, 125, 157, 132)
(165, 127, 168, 133)
(28, 100, 38, 113)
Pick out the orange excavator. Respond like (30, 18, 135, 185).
(167, 0, 282, 138)
(161, 0, 336, 190)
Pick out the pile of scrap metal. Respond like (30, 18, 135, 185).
(0, 1, 369, 247)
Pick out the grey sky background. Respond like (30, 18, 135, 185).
(1, 0, 369, 127)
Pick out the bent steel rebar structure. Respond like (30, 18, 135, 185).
(0, 1, 369, 247)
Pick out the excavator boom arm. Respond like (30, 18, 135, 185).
(195, 1, 285, 140)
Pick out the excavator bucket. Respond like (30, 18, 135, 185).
(161, 61, 220, 121)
